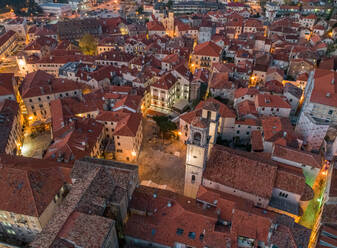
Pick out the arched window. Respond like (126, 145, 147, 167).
(193, 132, 201, 146)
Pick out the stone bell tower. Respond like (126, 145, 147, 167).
(184, 117, 210, 198)
(184, 101, 220, 198)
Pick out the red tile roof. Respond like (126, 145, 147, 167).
(251, 130, 264, 152)
(234, 87, 259, 99)
(113, 112, 142, 137)
(204, 145, 278, 199)
(0, 154, 71, 217)
(205, 145, 309, 198)
(195, 98, 236, 118)
(113, 94, 142, 112)
(20, 70, 84, 98)
(310, 69, 337, 108)
(0, 30, 16, 48)
(57, 211, 114, 247)
(274, 163, 306, 195)
(256, 94, 291, 109)
(261, 80, 284, 94)
(126, 186, 230, 247)
(24, 36, 57, 51)
(236, 100, 258, 118)
(50, 94, 103, 136)
(272, 144, 322, 169)
(44, 118, 104, 163)
(152, 72, 178, 90)
(194, 41, 222, 57)
(147, 21, 165, 31)
(261, 116, 299, 148)
(0, 73, 15, 96)
(208, 72, 233, 90)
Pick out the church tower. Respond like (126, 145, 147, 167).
(184, 117, 209, 198)
(184, 102, 220, 199)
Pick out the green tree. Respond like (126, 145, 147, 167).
(152, 116, 177, 139)
(136, 6, 143, 14)
(167, 0, 173, 9)
(79, 34, 97, 55)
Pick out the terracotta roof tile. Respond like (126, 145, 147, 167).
(256, 94, 291, 109)
(194, 41, 222, 57)
(261, 116, 299, 148)
(272, 144, 322, 169)
(0, 154, 71, 217)
(251, 130, 264, 152)
(204, 145, 278, 199)
(20, 70, 84, 99)
(0, 73, 15, 96)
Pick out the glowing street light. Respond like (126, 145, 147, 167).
(131, 151, 137, 157)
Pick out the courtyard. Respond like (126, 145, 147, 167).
(21, 130, 52, 159)
(137, 118, 186, 194)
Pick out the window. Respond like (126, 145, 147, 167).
(29, 99, 32, 102)
(176, 228, 184, 235)
(193, 132, 201, 145)
(328, 110, 333, 115)
(117, 142, 120, 146)
(191, 175, 196, 184)
(279, 192, 288, 198)
(188, 232, 196, 240)
(38, 97, 41, 101)
(117, 149, 123, 152)
(207, 111, 211, 120)
(262, 107, 265, 111)
(236, 130, 240, 134)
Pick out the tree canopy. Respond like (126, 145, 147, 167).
(79, 34, 97, 56)
(152, 116, 177, 138)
